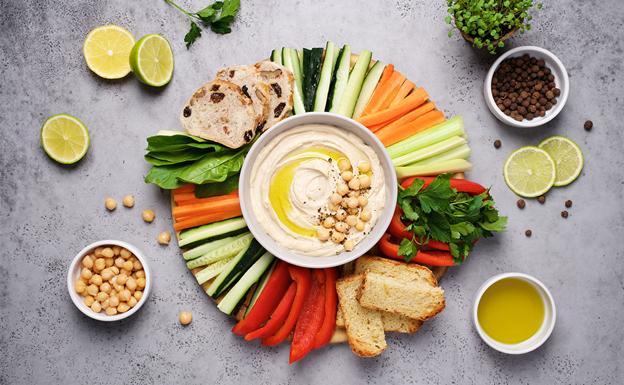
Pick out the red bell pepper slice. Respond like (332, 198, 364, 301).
(401, 176, 487, 195)
(262, 266, 312, 346)
(232, 261, 291, 336)
(244, 282, 296, 341)
(312, 268, 338, 349)
(389, 208, 450, 251)
(289, 269, 326, 363)
(379, 233, 455, 266)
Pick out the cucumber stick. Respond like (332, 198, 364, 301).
(314, 41, 337, 112)
(194, 257, 233, 285)
(328, 45, 351, 113)
(182, 233, 247, 261)
(283, 48, 305, 115)
(270, 48, 283, 65)
(207, 239, 264, 298)
(352, 60, 385, 119)
(217, 252, 275, 315)
(244, 260, 276, 317)
(178, 217, 246, 248)
(302, 48, 324, 111)
(336, 50, 372, 117)
(186, 233, 253, 269)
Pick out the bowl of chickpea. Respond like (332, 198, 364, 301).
(67, 240, 152, 321)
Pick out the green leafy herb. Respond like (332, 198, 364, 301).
(397, 174, 507, 263)
(195, 174, 239, 197)
(164, 0, 240, 48)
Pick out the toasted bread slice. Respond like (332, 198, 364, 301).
(330, 328, 348, 344)
(180, 80, 259, 149)
(355, 255, 440, 286)
(358, 271, 445, 321)
(336, 274, 386, 357)
(216, 65, 270, 132)
(336, 294, 420, 333)
(254, 61, 294, 130)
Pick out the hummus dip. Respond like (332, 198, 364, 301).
(249, 124, 385, 256)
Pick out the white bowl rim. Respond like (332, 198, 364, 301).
(484, 46, 569, 128)
(67, 239, 152, 322)
(472, 272, 556, 354)
(238, 112, 398, 268)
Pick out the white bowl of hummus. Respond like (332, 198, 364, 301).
(239, 112, 397, 268)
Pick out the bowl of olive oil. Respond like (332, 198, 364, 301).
(473, 273, 556, 354)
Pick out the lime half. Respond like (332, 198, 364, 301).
(83, 25, 135, 79)
(130, 34, 174, 87)
(504, 146, 556, 198)
(538, 136, 584, 186)
(41, 114, 90, 164)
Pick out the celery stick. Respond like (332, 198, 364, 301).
(411, 144, 471, 166)
(387, 116, 464, 159)
(396, 159, 472, 179)
(393, 136, 467, 167)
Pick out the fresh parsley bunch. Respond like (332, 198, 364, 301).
(397, 174, 507, 263)
(165, 0, 240, 48)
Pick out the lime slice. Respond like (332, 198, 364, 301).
(503, 146, 556, 198)
(83, 25, 135, 79)
(130, 34, 174, 87)
(41, 114, 90, 164)
(538, 136, 584, 186)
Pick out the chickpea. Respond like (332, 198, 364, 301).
(132, 260, 142, 271)
(105, 197, 117, 211)
(345, 215, 358, 227)
(344, 240, 355, 252)
(337, 158, 351, 171)
(75, 280, 87, 294)
(179, 311, 193, 326)
(126, 277, 137, 292)
(128, 296, 138, 308)
(328, 202, 339, 212)
(157, 231, 171, 245)
(355, 220, 365, 232)
(142, 209, 155, 223)
(120, 248, 132, 259)
(317, 227, 330, 241)
(358, 161, 371, 173)
(122, 195, 135, 208)
(340, 199, 349, 208)
(80, 268, 93, 280)
(341, 170, 354, 182)
(80, 276, 90, 285)
(334, 221, 348, 233)
(348, 177, 360, 190)
(112, 245, 121, 256)
(335, 209, 347, 221)
(119, 289, 131, 302)
(120, 269, 132, 277)
(346, 197, 359, 209)
(336, 183, 349, 196)
(347, 190, 360, 198)
(358, 174, 371, 189)
(121, 261, 132, 272)
(101, 269, 114, 281)
(114, 257, 124, 269)
(133, 291, 143, 301)
(109, 295, 120, 307)
(113, 282, 124, 292)
(86, 284, 99, 297)
(136, 277, 146, 290)
(117, 274, 128, 286)
(101, 299, 109, 310)
(104, 258, 114, 268)
(347, 207, 359, 215)
(358, 196, 368, 207)
(94, 258, 106, 272)
(91, 301, 102, 313)
(105, 307, 118, 316)
(99, 248, 112, 259)
(117, 303, 130, 313)
(96, 291, 109, 302)
(360, 209, 372, 222)
(331, 231, 346, 243)
(89, 274, 103, 286)
(84, 295, 95, 307)
(82, 255, 94, 269)
(100, 282, 112, 294)
(322, 216, 336, 229)
(134, 270, 145, 279)
(94, 248, 103, 257)
(329, 193, 342, 205)
(110, 266, 120, 275)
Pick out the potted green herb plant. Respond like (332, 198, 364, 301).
(445, 0, 542, 54)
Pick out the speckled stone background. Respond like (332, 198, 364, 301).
(1, 0, 623, 384)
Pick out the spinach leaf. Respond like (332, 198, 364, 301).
(195, 174, 239, 198)
(177, 147, 248, 184)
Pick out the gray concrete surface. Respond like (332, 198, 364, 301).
(1, 0, 623, 384)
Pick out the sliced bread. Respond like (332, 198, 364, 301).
(180, 80, 259, 149)
(254, 61, 294, 130)
(336, 274, 386, 357)
(355, 255, 440, 286)
(358, 271, 445, 321)
(216, 65, 270, 132)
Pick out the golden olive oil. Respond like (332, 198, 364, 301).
(477, 278, 545, 344)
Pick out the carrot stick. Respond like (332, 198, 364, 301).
(378, 78, 406, 111)
(174, 190, 238, 206)
(358, 88, 428, 127)
(173, 184, 195, 194)
(376, 109, 445, 147)
(173, 209, 242, 231)
(360, 64, 394, 116)
(389, 80, 415, 107)
(172, 196, 240, 218)
(363, 71, 405, 115)
(371, 101, 436, 133)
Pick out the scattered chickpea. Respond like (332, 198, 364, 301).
(157, 231, 171, 245)
(323, 216, 336, 229)
(334, 221, 348, 233)
(105, 197, 117, 211)
(341, 170, 354, 182)
(348, 177, 361, 190)
(344, 240, 355, 252)
(122, 195, 135, 208)
(179, 311, 193, 326)
(360, 209, 372, 222)
(335, 209, 347, 221)
(345, 215, 358, 227)
(82, 255, 94, 269)
(331, 231, 346, 243)
(142, 209, 155, 223)
(317, 227, 330, 241)
(358, 161, 371, 173)
(338, 158, 351, 171)
(358, 174, 371, 189)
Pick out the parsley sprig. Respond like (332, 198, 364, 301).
(164, 0, 240, 48)
(397, 174, 507, 264)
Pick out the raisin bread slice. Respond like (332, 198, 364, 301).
(216, 65, 270, 132)
(254, 61, 294, 130)
(180, 80, 259, 149)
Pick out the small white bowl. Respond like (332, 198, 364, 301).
(484, 46, 569, 128)
(67, 240, 152, 322)
(473, 272, 556, 354)
(239, 112, 398, 269)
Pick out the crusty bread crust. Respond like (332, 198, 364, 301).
(216, 65, 270, 131)
(254, 61, 294, 130)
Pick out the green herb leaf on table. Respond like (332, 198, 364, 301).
(184, 21, 202, 48)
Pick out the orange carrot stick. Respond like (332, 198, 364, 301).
(363, 71, 405, 115)
(378, 78, 406, 111)
(358, 88, 428, 127)
(376, 110, 445, 147)
(389, 80, 415, 107)
(174, 190, 239, 206)
(371, 101, 436, 133)
(172, 196, 240, 218)
(360, 64, 394, 116)
(173, 184, 195, 194)
(173, 210, 243, 231)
